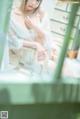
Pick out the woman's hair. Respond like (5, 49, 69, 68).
(20, 0, 42, 14)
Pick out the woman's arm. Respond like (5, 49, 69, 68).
(23, 40, 39, 49)
(24, 16, 46, 45)
(32, 25, 45, 45)
(8, 22, 42, 50)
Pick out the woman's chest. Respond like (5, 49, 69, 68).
(13, 13, 41, 28)
(11, 13, 41, 39)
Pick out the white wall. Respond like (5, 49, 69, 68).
(41, 0, 56, 12)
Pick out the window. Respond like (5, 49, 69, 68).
(0, 0, 80, 82)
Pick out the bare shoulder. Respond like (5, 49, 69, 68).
(11, 7, 22, 16)
(38, 9, 46, 20)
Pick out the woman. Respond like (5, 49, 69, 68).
(8, 0, 53, 73)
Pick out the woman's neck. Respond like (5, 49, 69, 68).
(23, 9, 36, 17)
(26, 11, 34, 15)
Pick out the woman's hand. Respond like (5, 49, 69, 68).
(24, 16, 35, 29)
(36, 43, 48, 61)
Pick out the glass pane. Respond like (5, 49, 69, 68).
(0, 0, 80, 81)
(0, 0, 57, 81)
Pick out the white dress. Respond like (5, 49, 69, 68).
(7, 8, 53, 74)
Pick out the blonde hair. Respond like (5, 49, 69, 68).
(20, 0, 26, 14)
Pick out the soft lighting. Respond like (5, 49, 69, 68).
(58, 0, 80, 3)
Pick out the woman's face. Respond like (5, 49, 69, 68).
(25, 0, 41, 11)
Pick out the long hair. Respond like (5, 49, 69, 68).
(20, 0, 42, 14)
